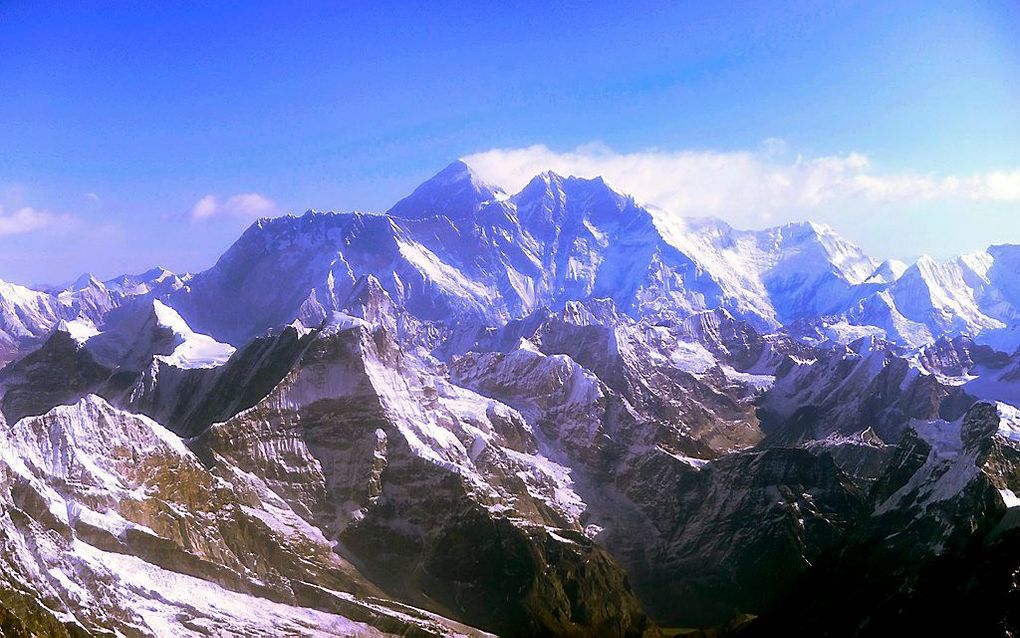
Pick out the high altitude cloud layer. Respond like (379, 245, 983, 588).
(0, 205, 72, 236)
(190, 193, 276, 221)
(462, 143, 1020, 229)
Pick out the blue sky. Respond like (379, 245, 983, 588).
(1, 1, 1018, 284)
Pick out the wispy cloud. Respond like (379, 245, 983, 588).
(462, 142, 1020, 228)
(190, 193, 276, 221)
(0, 205, 72, 236)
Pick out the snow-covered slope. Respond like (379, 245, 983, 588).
(652, 216, 876, 326)
(0, 267, 189, 366)
(4, 159, 1020, 635)
(0, 278, 69, 364)
(168, 164, 887, 343)
(0, 395, 489, 637)
(82, 298, 234, 370)
(864, 258, 908, 284)
(388, 160, 508, 220)
(828, 245, 1020, 348)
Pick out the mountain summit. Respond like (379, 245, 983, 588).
(388, 159, 508, 221)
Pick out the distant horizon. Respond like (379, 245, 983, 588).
(2, 1, 1018, 283)
(13, 157, 1019, 291)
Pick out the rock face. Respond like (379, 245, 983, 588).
(758, 336, 970, 445)
(0, 395, 485, 637)
(1, 161, 1019, 636)
(742, 401, 1020, 637)
(191, 322, 648, 637)
(446, 303, 865, 627)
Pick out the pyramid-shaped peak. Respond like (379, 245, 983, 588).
(70, 272, 105, 291)
(138, 266, 173, 280)
(388, 160, 507, 221)
(864, 259, 908, 285)
(431, 159, 482, 185)
(347, 273, 390, 300)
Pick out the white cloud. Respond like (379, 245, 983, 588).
(0, 205, 70, 236)
(190, 195, 219, 219)
(190, 192, 276, 221)
(462, 143, 1020, 229)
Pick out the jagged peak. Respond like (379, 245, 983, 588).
(511, 170, 637, 233)
(512, 172, 569, 213)
(764, 220, 840, 244)
(901, 254, 951, 283)
(537, 169, 566, 182)
(149, 299, 194, 333)
(793, 220, 832, 234)
(341, 274, 400, 330)
(344, 273, 396, 310)
(137, 265, 173, 280)
(558, 173, 623, 198)
(524, 170, 611, 190)
(104, 266, 179, 292)
(248, 208, 358, 233)
(349, 272, 387, 295)
(229, 210, 371, 256)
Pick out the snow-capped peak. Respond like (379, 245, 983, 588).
(149, 300, 235, 369)
(864, 258, 909, 284)
(70, 272, 106, 292)
(81, 299, 235, 370)
(52, 317, 100, 344)
(388, 159, 508, 220)
(764, 220, 876, 285)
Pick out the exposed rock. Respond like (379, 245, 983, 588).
(740, 401, 1020, 636)
(0, 395, 486, 636)
(191, 323, 649, 636)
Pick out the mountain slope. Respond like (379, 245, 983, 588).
(3, 160, 1020, 635)
(0, 395, 485, 636)
(388, 160, 508, 221)
(168, 164, 885, 345)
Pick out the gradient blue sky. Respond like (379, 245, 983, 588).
(2, 1, 1018, 284)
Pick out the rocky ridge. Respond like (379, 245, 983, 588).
(0, 162, 1018, 636)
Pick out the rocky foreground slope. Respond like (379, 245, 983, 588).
(0, 162, 1018, 636)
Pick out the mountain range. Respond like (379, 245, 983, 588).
(0, 160, 1017, 636)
